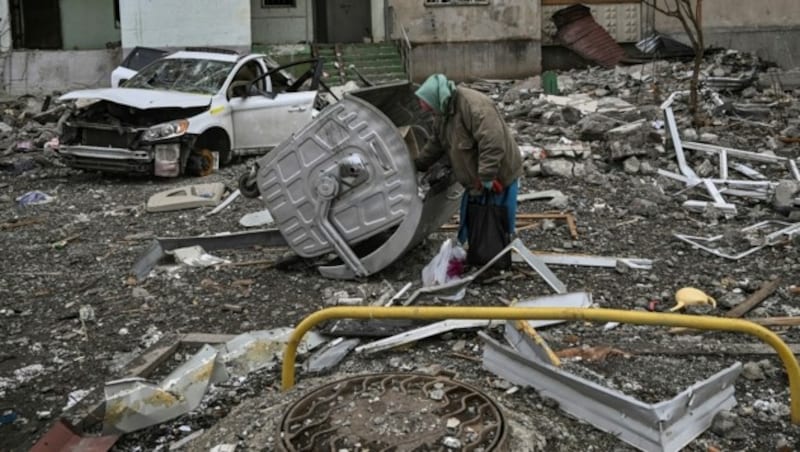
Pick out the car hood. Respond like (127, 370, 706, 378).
(60, 88, 212, 110)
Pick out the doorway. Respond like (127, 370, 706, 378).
(314, 0, 372, 43)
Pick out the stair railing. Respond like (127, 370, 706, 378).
(398, 24, 413, 82)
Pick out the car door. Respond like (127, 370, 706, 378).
(228, 60, 316, 152)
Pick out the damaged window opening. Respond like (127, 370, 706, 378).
(262, 0, 296, 7)
(113, 0, 121, 28)
(123, 59, 234, 95)
(425, 0, 490, 6)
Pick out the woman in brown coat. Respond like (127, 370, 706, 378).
(414, 73, 523, 246)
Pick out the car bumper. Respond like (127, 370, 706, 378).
(58, 142, 187, 177)
(58, 145, 154, 174)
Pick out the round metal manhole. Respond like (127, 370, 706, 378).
(279, 373, 507, 451)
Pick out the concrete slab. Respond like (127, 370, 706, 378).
(240, 209, 274, 228)
(146, 183, 226, 213)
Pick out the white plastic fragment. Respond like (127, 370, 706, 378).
(170, 245, 230, 267)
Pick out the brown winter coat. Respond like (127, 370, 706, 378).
(415, 86, 523, 190)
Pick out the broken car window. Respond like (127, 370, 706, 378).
(123, 59, 235, 95)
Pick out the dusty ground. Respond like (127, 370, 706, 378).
(2, 52, 800, 451)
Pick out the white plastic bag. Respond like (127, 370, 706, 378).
(421, 239, 467, 300)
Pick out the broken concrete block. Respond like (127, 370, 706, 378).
(609, 141, 647, 161)
(773, 180, 800, 213)
(623, 156, 641, 174)
(628, 197, 658, 216)
(759, 68, 800, 91)
(606, 119, 646, 140)
(700, 132, 720, 144)
(239, 209, 274, 228)
(696, 159, 715, 177)
(561, 106, 582, 124)
(578, 114, 617, 141)
(741, 361, 766, 381)
(572, 162, 595, 177)
(640, 161, 656, 175)
(502, 88, 522, 105)
(541, 159, 574, 178)
(524, 161, 542, 177)
(711, 410, 746, 439)
(146, 183, 226, 213)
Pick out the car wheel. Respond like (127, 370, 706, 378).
(239, 172, 260, 198)
(197, 149, 215, 176)
(185, 149, 215, 177)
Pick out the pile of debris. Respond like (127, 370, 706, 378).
(470, 49, 800, 218)
(2, 46, 800, 452)
(0, 95, 69, 176)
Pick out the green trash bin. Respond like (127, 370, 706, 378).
(542, 71, 559, 95)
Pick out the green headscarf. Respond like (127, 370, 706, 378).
(415, 74, 456, 115)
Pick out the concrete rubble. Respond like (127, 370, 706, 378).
(3, 46, 800, 452)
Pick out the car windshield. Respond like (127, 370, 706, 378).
(123, 58, 234, 95)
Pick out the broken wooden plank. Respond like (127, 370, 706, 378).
(180, 333, 237, 345)
(0, 216, 44, 230)
(749, 317, 800, 327)
(727, 277, 782, 318)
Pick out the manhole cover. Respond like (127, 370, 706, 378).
(279, 373, 507, 451)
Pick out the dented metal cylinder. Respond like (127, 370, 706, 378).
(251, 82, 461, 279)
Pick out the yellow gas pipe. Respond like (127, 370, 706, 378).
(280, 306, 800, 424)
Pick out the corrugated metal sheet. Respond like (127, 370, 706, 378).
(553, 4, 627, 68)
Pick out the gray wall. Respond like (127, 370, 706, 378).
(412, 39, 541, 82)
(3, 49, 120, 95)
(251, 0, 313, 44)
(652, 0, 800, 68)
(390, 0, 540, 80)
(120, 0, 252, 54)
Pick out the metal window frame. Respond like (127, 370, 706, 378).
(674, 220, 800, 260)
(261, 0, 297, 8)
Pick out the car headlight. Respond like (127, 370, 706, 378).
(142, 119, 189, 142)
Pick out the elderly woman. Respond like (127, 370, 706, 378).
(413, 73, 523, 253)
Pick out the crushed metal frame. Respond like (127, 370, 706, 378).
(32, 333, 237, 450)
(132, 228, 288, 279)
(480, 332, 742, 452)
(674, 220, 800, 260)
(659, 92, 800, 214)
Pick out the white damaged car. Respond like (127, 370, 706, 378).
(58, 50, 331, 177)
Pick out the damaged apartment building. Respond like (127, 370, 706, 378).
(1, 0, 799, 94)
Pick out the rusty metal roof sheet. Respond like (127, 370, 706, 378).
(553, 4, 626, 68)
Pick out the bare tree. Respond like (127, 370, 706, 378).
(641, 0, 705, 124)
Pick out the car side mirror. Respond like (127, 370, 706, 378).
(232, 85, 248, 98)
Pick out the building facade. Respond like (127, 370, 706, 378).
(1, 0, 799, 94)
